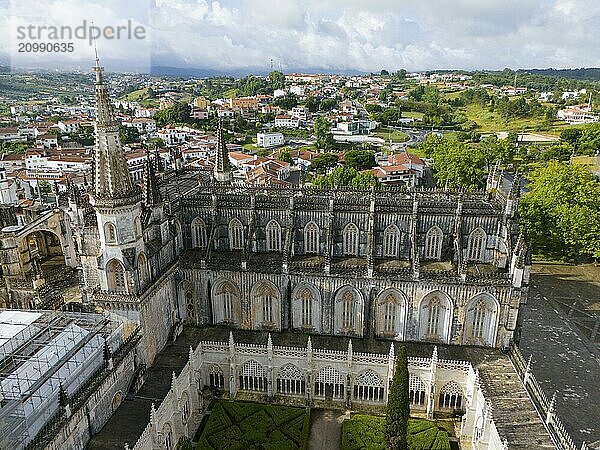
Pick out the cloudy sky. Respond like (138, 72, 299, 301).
(1, 0, 599, 73)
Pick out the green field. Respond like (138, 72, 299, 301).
(197, 401, 311, 450)
(374, 127, 409, 143)
(461, 103, 561, 133)
(342, 414, 452, 450)
(402, 111, 426, 120)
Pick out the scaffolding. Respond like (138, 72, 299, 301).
(0, 309, 127, 450)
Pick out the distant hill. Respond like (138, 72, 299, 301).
(150, 65, 365, 79)
(525, 68, 600, 81)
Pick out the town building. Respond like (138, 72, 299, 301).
(274, 114, 300, 128)
(257, 132, 284, 148)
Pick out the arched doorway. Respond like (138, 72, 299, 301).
(22, 230, 67, 277)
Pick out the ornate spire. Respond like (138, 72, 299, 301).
(143, 151, 162, 207)
(92, 54, 140, 207)
(213, 118, 231, 182)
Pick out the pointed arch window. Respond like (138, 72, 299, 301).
(425, 226, 443, 260)
(467, 228, 486, 262)
(300, 288, 313, 327)
(426, 298, 441, 336)
(229, 218, 244, 250)
(342, 290, 354, 330)
(191, 217, 208, 249)
(107, 259, 126, 293)
(439, 381, 463, 409)
(343, 223, 359, 256)
(137, 252, 149, 288)
(266, 220, 281, 252)
(216, 281, 238, 323)
(383, 225, 400, 257)
(383, 294, 397, 333)
(104, 222, 117, 244)
(304, 221, 319, 254)
(256, 283, 276, 324)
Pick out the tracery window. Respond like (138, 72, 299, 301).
(314, 366, 344, 399)
(425, 226, 443, 260)
(300, 288, 313, 327)
(343, 223, 359, 256)
(181, 392, 190, 424)
(383, 225, 400, 257)
(104, 222, 117, 244)
(239, 360, 267, 392)
(216, 282, 237, 323)
(137, 252, 149, 288)
(191, 217, 208, 249)
(383, 296, 396, 333)
(426, 298, 441, 337)
(208, 364, 224, 388)
(438, 381, 463, 409)
(467, 228, 486, 261)
(276, 364, 305, 395)
(162, 423, 173, 450)
(304, 222, 319, 253)
(266, 220, 281, 252)
(107, 259, 126, 292)
(255, 283, 276, 324)
(353, 370, 385, 402)
(408, 374, 426, 406)
(342, 290, 354, 330)
(229, 218, 244, 250)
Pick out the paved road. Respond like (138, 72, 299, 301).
(308, 409, 350, 450)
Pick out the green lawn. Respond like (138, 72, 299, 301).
(342, 414, 452, 450)
(374, 127, 409, 143)
(197, 401, 311, 450)
(462, 103, 561, 133)
(402, 111, 426, 120)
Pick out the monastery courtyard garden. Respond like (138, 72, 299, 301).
(195, 400, 455, 450)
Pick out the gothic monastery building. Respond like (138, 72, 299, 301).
(0, 61, 573, 450)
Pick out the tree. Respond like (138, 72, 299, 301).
(274, 93, 298, 110)
(155, 101, 191, 126)
(386, 345, 409, 450)
(351, 171, 380, 189)
(560, 128, 581, 148)
(119, 125, 140, 144)
(314, 116, 334, 150)
(269, 70, 285, 90)
(421, 136, 485, 189)
(380, 69, 390, 76)
(308, 152, 339, 174)
(519, 161, 600, 261)
(344, 149, 376, 170)
(278, 149, 294, 164)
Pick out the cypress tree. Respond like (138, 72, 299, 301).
(386, 345, 410, 450)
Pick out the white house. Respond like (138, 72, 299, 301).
(257, 132, 284, 148)
(290, 107, 309, 121)
(275, 115, 300, 128)
(157, 127, 188, 146)
(122, 118, 157, 134)
(57, 120, 80, 133)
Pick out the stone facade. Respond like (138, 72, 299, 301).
(132, 333, 556, 450)
(176, 182, 529, 350)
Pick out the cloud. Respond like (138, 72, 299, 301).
(1, 0, 599, 72)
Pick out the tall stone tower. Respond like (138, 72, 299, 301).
(87, 56, 146, 295)
(213, 118, 232, 182)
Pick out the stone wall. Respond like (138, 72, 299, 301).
(132, 334, 510, 450)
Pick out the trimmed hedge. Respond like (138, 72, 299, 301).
(342, 415, 451, 450)
(197, 401, 311, 450)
